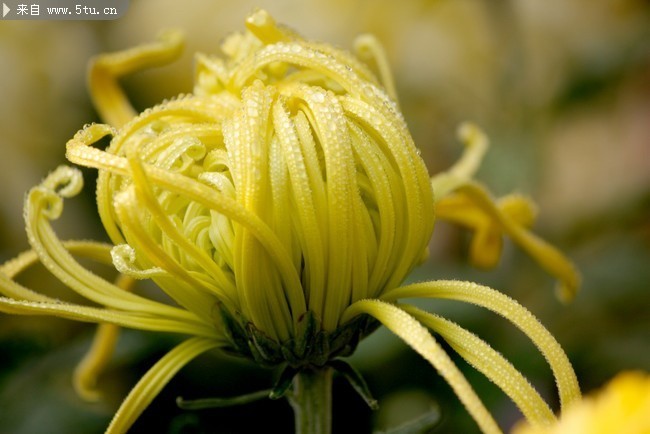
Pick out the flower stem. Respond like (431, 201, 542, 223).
(289, 366, 333, 434)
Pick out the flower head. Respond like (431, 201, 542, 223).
(69, 9, 435, 366)
(1, 9, 581, 434)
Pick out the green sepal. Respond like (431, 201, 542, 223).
(214, 309, 382, 369)
(280, 343, 300, 366)
(311, 329, 330, 366)
(332, 315, 381, 358)
(213, 302, 251, 358)
(329, 359, 378, 410)
(176, 389, 273, 410)
(247, 323, 284, 367)
(328, 318, 360, 358)
(269, 365, 299, 400)
(294, 310, 318, 359)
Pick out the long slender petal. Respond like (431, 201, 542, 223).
(286, 83, 356, 331)
(225, 82, 293, 341)
(74, 274, 133, 402)
(1, 240, 114, 279)
(272, 99, 326, 313)
(401, 305, 556, 428)
(342, 299, 502, 434)
(382, 281, 581, 410)
(106, 337, 220, 434)
(0, 294, 217, 339)
(74, 322, 121, 402)
(354, 34, 399, 104)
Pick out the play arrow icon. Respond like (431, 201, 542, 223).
(2, 3, 9, 18)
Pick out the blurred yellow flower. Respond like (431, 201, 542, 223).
(0, 9, 582, 434)
(513, 371, 650, 434)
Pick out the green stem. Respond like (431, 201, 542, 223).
(289, 366, 333, 434)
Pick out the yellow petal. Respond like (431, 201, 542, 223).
(106, 338, 219, 434)
(402, 305, 556, 428)
(342, 299, 502, 434)
(383, 280, 581, 410)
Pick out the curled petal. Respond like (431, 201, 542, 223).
(430, 122, 488, 200)
(89, 29, 184, 127)
(41, 165, 85, 199)
(111, 244, 167, 279)
(125, 144, 238, 302)
(23, 166, 198, 321)
(430, 124, 580, 301)
(436, 192, 538, 269)
(448, 122, 489, 181)
(454, 183, 580, 301)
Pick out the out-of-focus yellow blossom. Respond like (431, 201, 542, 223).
(513, 371, 650, 434)
(0, 10, 581, 434)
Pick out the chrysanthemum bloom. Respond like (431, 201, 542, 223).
(512, 371, 650, 434)
(0, 10, 581, 434)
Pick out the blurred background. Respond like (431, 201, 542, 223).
(1, 0, 649, 432)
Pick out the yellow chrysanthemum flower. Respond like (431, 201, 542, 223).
(512, 371, 650, 434)
(0, 10, 581, 434)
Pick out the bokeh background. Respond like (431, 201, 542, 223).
(1, 0, 649, 433)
